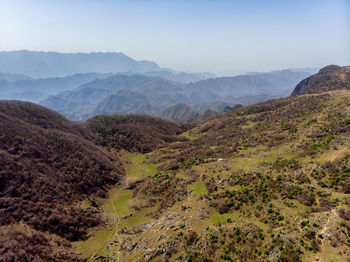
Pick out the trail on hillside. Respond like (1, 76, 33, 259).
(313, 209, 339, 262)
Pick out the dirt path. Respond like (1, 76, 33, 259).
(313, 209, 339, 262)
(328, 148, 346, 163)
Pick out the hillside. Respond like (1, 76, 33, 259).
(85, 114, 189, 153)
(291, 65, 350, 96)
(0, 101, 125, 260)
(74, 90, 350, 262)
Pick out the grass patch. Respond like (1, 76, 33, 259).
(122, 152, 158, 180)
(188, 181, 207, 196)
(210, 209, 239, 224)
(104, 189, 132, 217)
(241, 121, 256, 129)
(179, 130, 197, 140)
(74, 225, 116, 258)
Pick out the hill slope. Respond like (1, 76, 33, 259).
(291, 65, 350, 96)
(75, 90, 350, 262)
(85, 114, 189, 153)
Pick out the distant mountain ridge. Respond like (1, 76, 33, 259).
(0, 72, 112, 102)
(0, 50, 161, 78)
(0, 50, 215, 83)
(0, 72, 33, 82)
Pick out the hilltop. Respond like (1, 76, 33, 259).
(291, 65, 350, 96)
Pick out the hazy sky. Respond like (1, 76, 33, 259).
(1, 0, 349, 75)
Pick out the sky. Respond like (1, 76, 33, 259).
(0, 0, 349, 75)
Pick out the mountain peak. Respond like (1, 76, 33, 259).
(291, 65, 350, 96)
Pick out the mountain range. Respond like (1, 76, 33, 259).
(41, 69, 311, 121)
(0, 51, 314, 123)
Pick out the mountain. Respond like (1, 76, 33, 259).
(41, 74, 185, 120)
(185, 69, 311, 103)
(0, 50, 161, 78)
(84, 89, 161, 120)
(0, 100, 188, 260)
(291, 65, 350, 96)
(0, 72, 112, 102)
(41, 69, 311, 121)
(161, 103, 200, 123)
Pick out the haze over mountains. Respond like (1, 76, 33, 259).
(40, 69, 311, 121)
(0, 50, 161, 78)
(0, 73, 113, 102)
(0, 50, 315, 123)
(0, 50, 214, 82)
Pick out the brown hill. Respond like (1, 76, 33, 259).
(0, 101, 126, 260)
(291, 65, 350, 96)
(85, 114, 190, 153)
